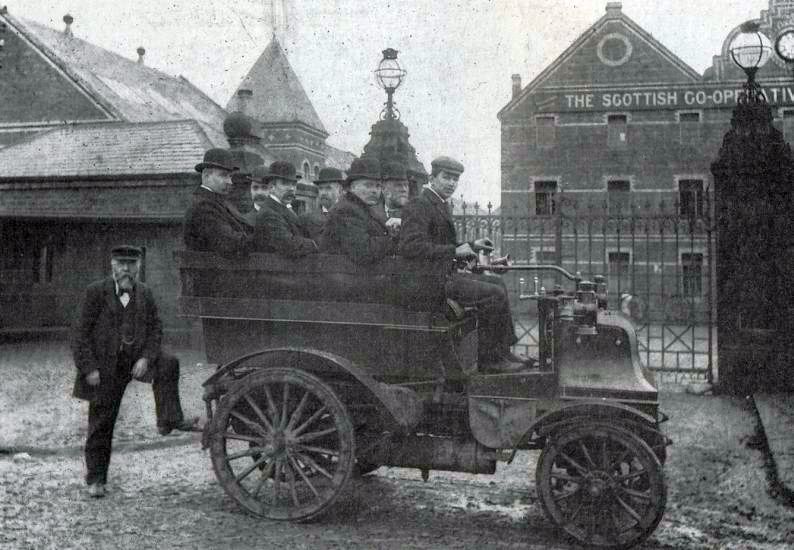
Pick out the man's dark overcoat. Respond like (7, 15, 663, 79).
(71, 277, 162, 403)
(398, 187, 517, 359)
(397, 188, 458, 261)
(253, 196, 318, 257)
(183, 187, 253, 257)
(298, 209, 328, 241)
(321, 192, 398, 264)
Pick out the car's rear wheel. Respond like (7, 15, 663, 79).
(209, 368, 356, 521)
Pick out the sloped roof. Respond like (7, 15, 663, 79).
(0, 120, 213, 178)
(228, 37, 328, 136)
(498, 4, 702, 118)
(323, 144, 356, 171)
(5, 13, 227, 146)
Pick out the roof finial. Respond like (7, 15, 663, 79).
(136, 46, 145, 64)
(63, 13, 73, 36)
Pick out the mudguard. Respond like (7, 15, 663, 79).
(202, 347, 424, 433)
(468, 398, 663, 460)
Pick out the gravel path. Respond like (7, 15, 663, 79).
(2, 340, 793, 549)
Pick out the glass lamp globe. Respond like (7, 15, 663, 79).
(729, 22, 772, 72)
(374, 48, 407, 91)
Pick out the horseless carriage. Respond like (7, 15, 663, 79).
(175, 248, 671, 549)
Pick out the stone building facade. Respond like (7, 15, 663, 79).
(497, 0, 794, 310)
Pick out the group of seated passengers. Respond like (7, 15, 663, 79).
(183, 148, 529, 373)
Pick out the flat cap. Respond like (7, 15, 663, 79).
(431, 156, 464, 175)
(110, 245, 143, 260)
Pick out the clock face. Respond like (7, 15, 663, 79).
(775, 29, 794, 62)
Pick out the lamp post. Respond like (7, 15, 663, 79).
(361, 48, 427, 193)
(728, 21, 772, 104)
(374, 48, 407, 120)
(711, 20, 794, 393)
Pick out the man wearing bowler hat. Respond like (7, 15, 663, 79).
(381, 160, 411, 224)
(399, 156, 528, 373)
(72, 245, 199, 498)
(184, 148, 253, 258)
(252, 160, 319, 257)
(321, 158, 398, 264)
(299, 166, 345, 240)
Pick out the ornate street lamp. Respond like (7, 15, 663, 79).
(728, 21, 772, 103)
(374, 48, 407, 120)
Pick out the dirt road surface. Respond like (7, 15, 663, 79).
(1, 341, 793, 549)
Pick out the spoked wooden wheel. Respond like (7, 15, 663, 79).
(209, 368, 356, 521)
(536, 423, 666, 549)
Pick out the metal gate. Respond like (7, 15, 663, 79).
(453, 191, 716, 384)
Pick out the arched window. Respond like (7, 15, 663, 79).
(314, 164, 320, 179)
(302, 161, 311, 181)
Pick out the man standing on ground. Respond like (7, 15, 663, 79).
(252, 160, 319, 257)
(398, 156, 527, 373)
(299, 167, 344, 240)
(72, 245, 198, 499)
(183, 148, 253, 258)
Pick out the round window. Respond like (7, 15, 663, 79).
(597, 33, 633, 67)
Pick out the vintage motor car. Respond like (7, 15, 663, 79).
(175, 248, 670, 549)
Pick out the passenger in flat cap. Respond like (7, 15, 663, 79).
(298, 167, 344, 240)
(183, 148, 253, 258)
(252, 160, 318, 257)
(244, 164, 271, 224)
(321, 158, 398, 264)
(399, 156, 528, 374)
(72, 245, 200, 499)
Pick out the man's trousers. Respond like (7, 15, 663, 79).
(84, 352, 184, 485)
(447, 272, 518, 361)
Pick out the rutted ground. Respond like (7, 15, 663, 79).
(1, 341, 792, 549)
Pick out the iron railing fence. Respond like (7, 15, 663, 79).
(452, 191, 715, 383)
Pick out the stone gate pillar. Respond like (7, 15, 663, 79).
(711, 94, 794, 393)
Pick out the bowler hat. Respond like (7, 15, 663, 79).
(315, 167, 345, 185)
(111, 245, 143, 260)
(381, 160, 407, 181)
(345, 158, 381, 185)
(265, 160, 298, 182)
(194, 148, 238, 173)
(248, 165, 270, 184)
(431, 156, 464, 175)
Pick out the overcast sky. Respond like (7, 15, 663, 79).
(17, 0, 770, 206)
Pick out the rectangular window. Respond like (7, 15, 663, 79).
(681, 253, 703, 298)
(678, 179, 704, 218)
(534, 249, 558, 264)
(679, 111, 701, 143)
(607, 114, 628, 148)
(533, 180, 557, 216)
(608, 252, 630, 276)
(783, 110, 794, 142)
(608, 251, 631, 294)
(536, 116, 556, 147)
(607, 180, 631, 215)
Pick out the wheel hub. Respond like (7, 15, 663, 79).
(585, 471, 613, 497)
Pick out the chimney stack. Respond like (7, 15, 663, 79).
(63, 14, 73, 36)
(605, 2, 622, 17)
(136, 46, 145, 64)
(511, 74, 521, 99)
(237, 89, 253, 115)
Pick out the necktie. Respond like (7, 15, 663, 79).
(118, 289, 130, 308)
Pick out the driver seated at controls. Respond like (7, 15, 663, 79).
(398, 155, 530, 374)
